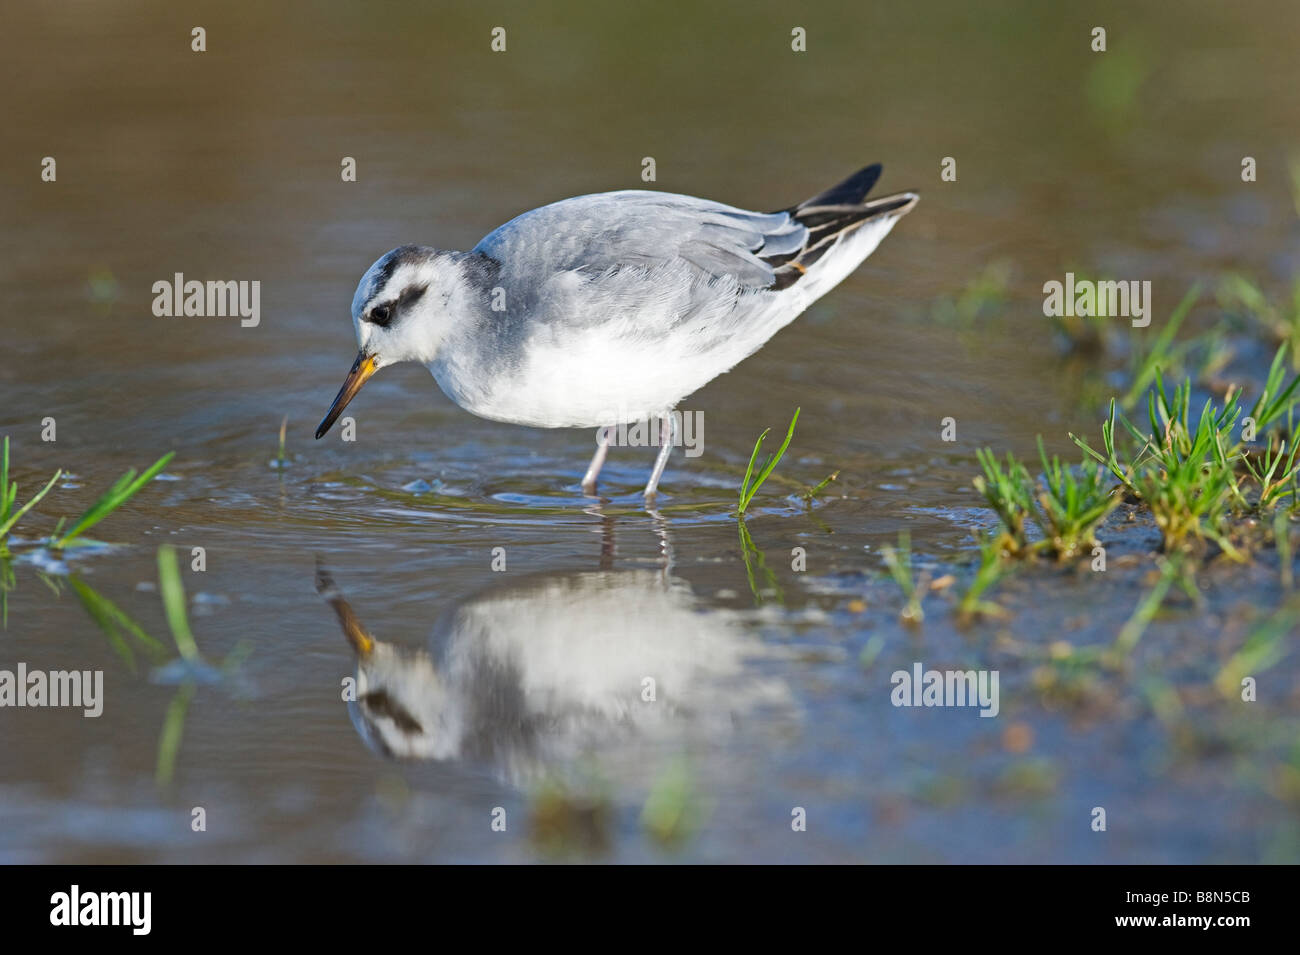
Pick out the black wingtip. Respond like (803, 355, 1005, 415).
(799, 164, 884, 210)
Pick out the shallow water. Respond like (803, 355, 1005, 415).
(2, 0, 1299, 862)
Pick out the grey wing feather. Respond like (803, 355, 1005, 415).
(473, 191, 806, 291)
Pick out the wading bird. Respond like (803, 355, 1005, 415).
(316, 165, 917, 499)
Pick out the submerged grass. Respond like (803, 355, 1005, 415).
(932, 260, 1012, 327)
(640, 757, 705, 848)
(1220, 272, 1300, 368)
(1214, 599, 1300, 699)
(157, 544, 200, 662)
(881, 530, 926, 625)
(956, 532, 1014, 624)
(528, 775, 613, 857)
(64, 542, 248, 788)
(69, 577, 168, 674)
(155, 685, 197, 789)
(1113, 557, 1183, 659)
(737, 518, 783, 606)
(1276, 511, 1294, 591)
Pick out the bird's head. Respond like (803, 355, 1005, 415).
(316, 245, 461, 439)
(315, 560, 463, 761)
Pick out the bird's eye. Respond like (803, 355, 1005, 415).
(370, 304, 392, 326)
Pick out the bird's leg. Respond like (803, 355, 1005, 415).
(581, 425, 612, 494)
(643, 412, 678, 500)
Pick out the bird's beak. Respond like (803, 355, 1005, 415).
(314, 559, 375, 658)
(316, 351, 378, 439)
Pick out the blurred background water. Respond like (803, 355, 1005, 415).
(1, 0, 1298, 862)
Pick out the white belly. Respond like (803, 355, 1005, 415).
(438, 295, 798, 428)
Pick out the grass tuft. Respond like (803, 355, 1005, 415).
(0, 438, 64, 549)
(1034, 436, 1120, 559)
(973, 441, 1118, 562)
(1067, 346, 1300, 555)
(973, 448, 1035, 553)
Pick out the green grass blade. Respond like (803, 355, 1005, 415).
(738, 408, 800, 514)
(1215, 602, 1299, 697)
(0, 468, 63, 540)
(1114, 558, 1179, 656)
(69, 576, 167, 657)
(69, 577, 140, 672)
(0, 437, 10, 525)
(802, 470, 839, 503)
(53, 451, 174, 548)
(738, 428, 770, 514)
(750, 408, 801, 498)
(155, 685, 195, 788)
(1275, 511, 1293, 590)
(157, 544, 199, 661)
(1122, 282, 1201, 408)
(737, 518, 783, 606)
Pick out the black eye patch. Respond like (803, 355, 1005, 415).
(367, 285, 426, 328)
(397, 284, 427, 309)
(360, 689, 424, 734)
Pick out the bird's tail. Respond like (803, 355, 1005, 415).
(767, 164, 918, 291)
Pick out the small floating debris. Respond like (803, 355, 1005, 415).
(190, 592, 231, 616)
(270, 415, 291, 470)
(401, 478, 443, 494)
(149, 656, 226, 686)
(20, 549, 69, 576)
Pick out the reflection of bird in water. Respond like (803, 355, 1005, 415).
(316, 563, 792, 786)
